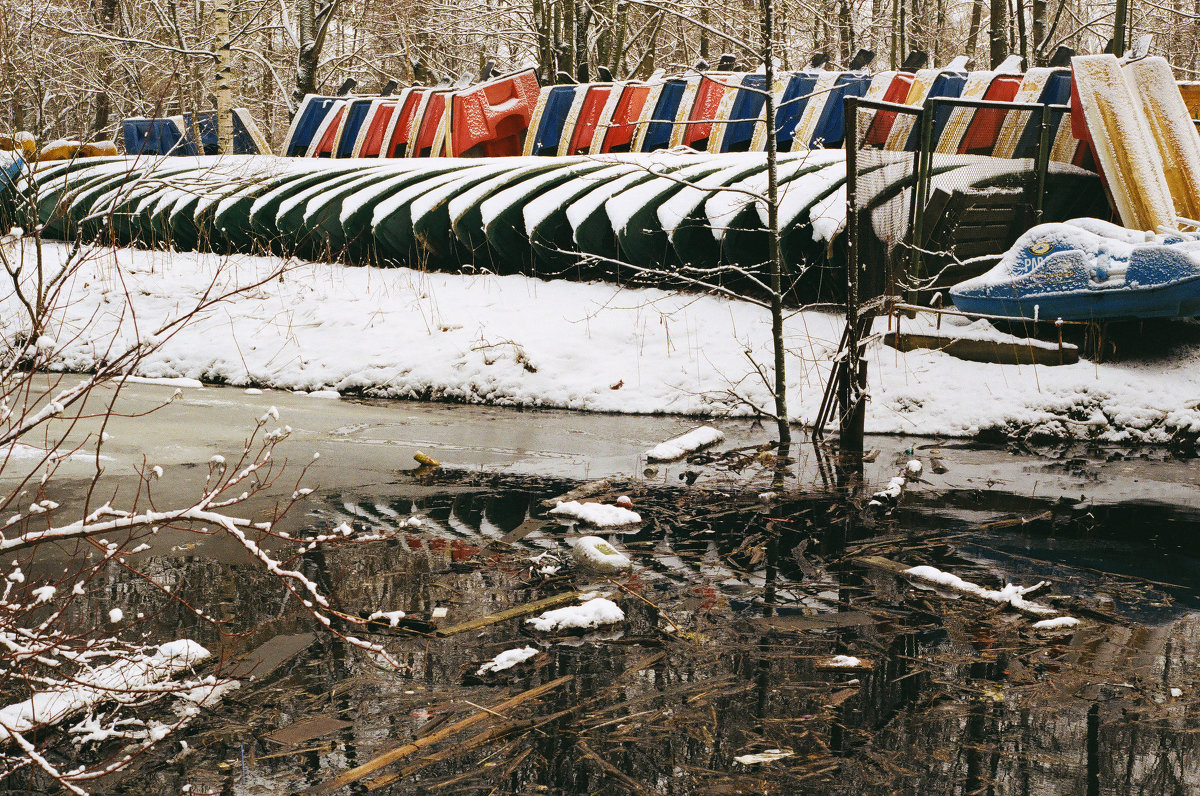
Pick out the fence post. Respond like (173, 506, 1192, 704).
(1034, 103, 1052, 223)
(908, 100, 935, 297)
(840, 96, 866, 452)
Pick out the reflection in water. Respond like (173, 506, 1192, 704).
(23, 466, 1200, 795)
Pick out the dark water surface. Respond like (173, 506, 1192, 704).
(10, 384, 1200, 795)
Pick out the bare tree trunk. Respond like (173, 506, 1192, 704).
(575, 1, 591, 81)
(1014, 0, 1027, 67)
(839, 0, 854, 63)
(214, 1, 233, 154)
(760, 0, 791, 451)
(869, 0, 888, 66)
(1113, 0, 1129, 55)
(90, 0, 120, 137)
(293, 0, 344, 111)
(966, 0, 984, 63)
(1030, 0, 1046, 63)
(562, 0, 575, 75)
(989, 0, 1007, 66)
(610, 0, 628, 75)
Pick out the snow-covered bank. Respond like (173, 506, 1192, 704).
(10, 242, 1200, 443)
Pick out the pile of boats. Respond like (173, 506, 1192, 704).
(950, 54, 1200, 321)
(9, 148, 1099, 304)
(19, 46, 1200, 321)
(275, 50, 1093, 166)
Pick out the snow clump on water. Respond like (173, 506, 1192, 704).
(550, 500, 641, 527)
(476, 646, 539, 676)
(526, 597, 625, 632)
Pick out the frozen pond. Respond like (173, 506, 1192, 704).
(8, 381, 1200, 794)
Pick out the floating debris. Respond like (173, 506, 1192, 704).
(734, 749, 793, 765)
(264, 715, 353, 747)
(1032, 616, 1081, 631)
(571, 535, 632, 574)
(366, 609, 407, 627)
(475, 646, 540, 677)
(413, 451, 441, 468)
(904, 565, 1057, 616)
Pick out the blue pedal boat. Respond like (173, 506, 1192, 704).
(950, 220, 1200, 321)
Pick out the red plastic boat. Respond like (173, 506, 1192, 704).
(445, 69, 540, 157)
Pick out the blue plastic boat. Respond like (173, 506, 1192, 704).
(282, 97, 340, 157)
(334, 100, 374, 158)
(639, 79, 687, 151)
(950, 220, 1200, 321)
(902, 69, 968, 150)
(805, 72, 872, 149)
(775, 72, 821, 151)
(717, 74, 767, 152)
(527, 86, 577, 156)
(1011, 68, 1073, 158)
(123, 112, 267, 156)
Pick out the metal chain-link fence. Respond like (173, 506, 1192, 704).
(846, 95, 1109, 304)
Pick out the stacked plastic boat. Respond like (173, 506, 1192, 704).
(38, 49, 1200, 309)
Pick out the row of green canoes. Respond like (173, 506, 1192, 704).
(7, 152, 1104, 302)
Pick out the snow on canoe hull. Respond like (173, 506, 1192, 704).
(448, 164, 563, 269)
(411, 163, 525, 265)
(483, 162, 610, 275)
(526, 163, 637, 276)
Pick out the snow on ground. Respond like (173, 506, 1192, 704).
(11, 241, 1200, 443)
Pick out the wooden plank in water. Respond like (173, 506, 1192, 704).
(434, 591, 584, 637)
(264, 715, 353, 746)
(883, 330, 1079, 366)
(229, 632, 315, 680)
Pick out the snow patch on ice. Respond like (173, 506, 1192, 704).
(646, 425, 725, 461)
